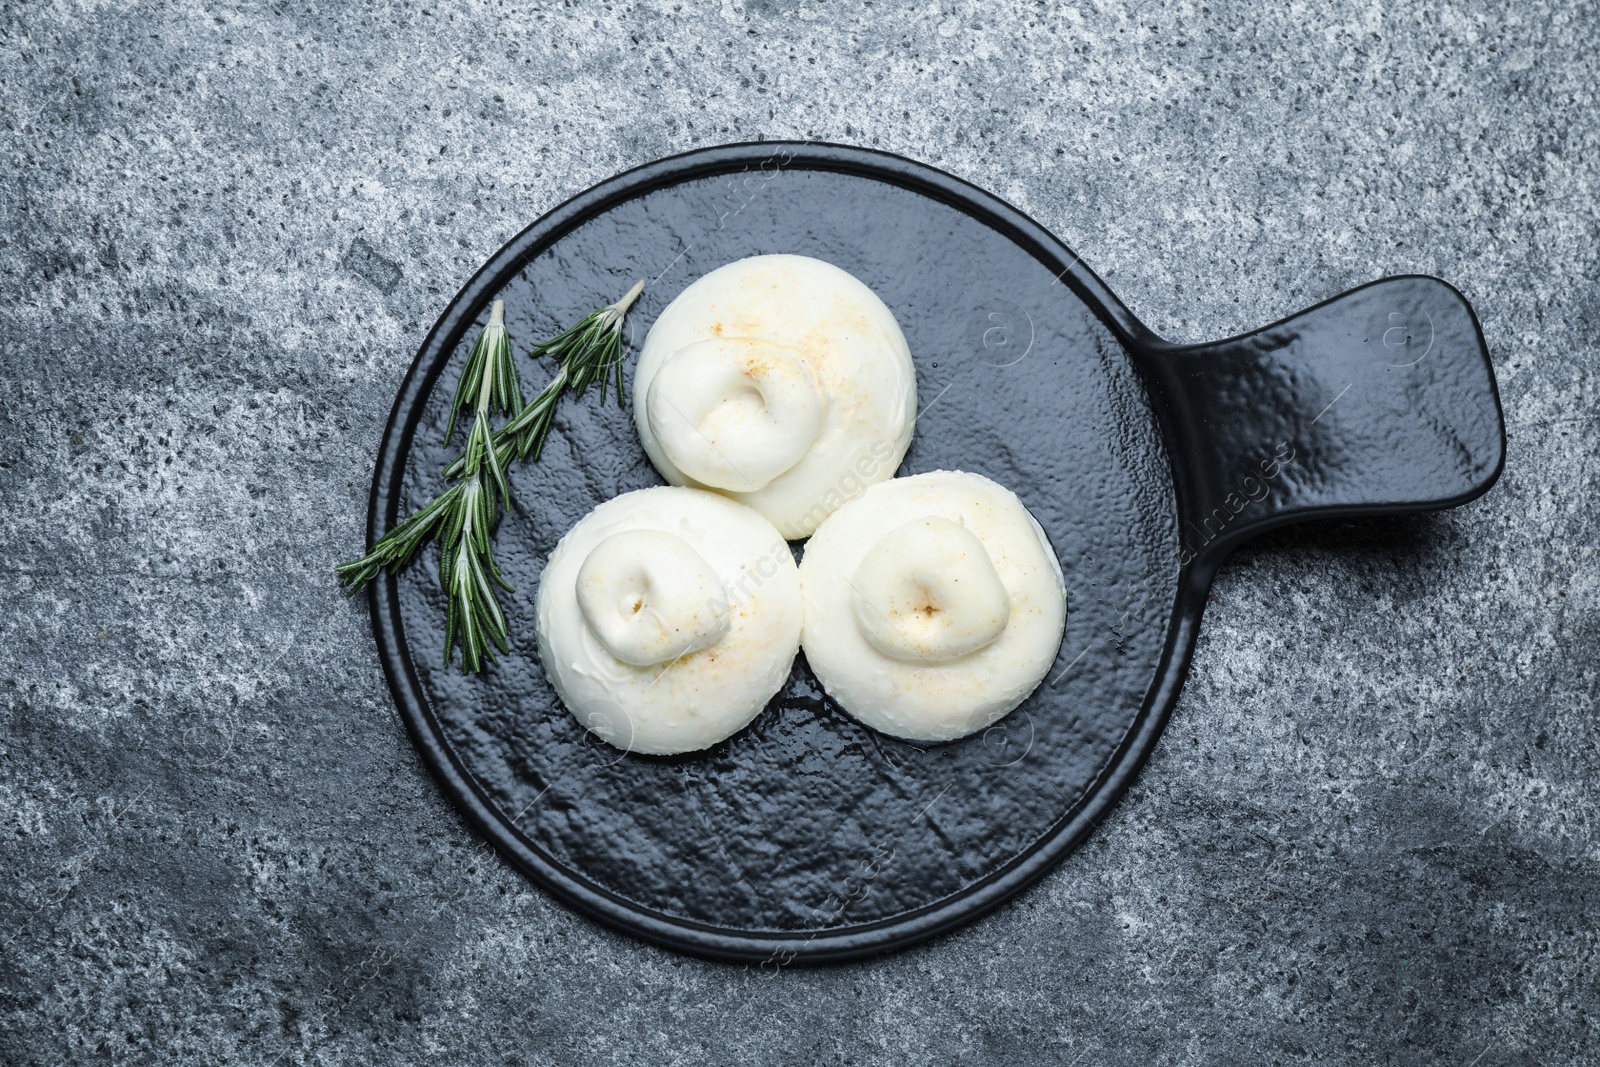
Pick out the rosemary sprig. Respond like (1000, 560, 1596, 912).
(336, 298, 522, 670)
(443, 299, 522, 443)
(336, 283, 645, 673)
(529, 280, 641, 408)
(446, 280, 644, 474)
(439, 461, 510, 672)
(331, 480, 466, 592)
(437, 324, 516, 670)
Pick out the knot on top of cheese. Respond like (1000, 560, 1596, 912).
(849, 517, 1010, 663)
(645, 337, 826, 493)
(536, 486, 804, 756)
(798, 470, 1067, 743)
(575, 530, 730, 667)
(633, 254, 917, 539)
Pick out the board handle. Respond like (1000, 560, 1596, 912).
(1129, 275, 1505, 584)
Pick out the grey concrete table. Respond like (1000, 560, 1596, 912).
(2, 2, 1595, 1064)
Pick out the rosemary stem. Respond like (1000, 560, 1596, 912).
(614, 280, 644, 318)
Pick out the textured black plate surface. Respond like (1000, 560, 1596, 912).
(367, 143, 1504, 962)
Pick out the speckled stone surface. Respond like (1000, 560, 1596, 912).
(2, 1, 1595, 1064)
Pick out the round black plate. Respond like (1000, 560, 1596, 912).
(366, 143, 1503, 962)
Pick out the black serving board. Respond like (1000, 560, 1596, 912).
(365, 143, 1504, 962)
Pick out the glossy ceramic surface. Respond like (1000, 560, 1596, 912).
(365, 143, 1504, 962)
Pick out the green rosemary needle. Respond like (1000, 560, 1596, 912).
(335, 283, 645, 673)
